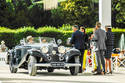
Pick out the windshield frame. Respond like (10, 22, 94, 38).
(40, 37, 56, 44)
(23, 37, 56, 45)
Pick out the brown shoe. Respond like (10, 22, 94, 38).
(83, 68, 86, 72)
(92, 69, 97, 73)
(101, 72, 104, 75)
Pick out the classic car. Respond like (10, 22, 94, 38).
(8, 37, 81, 76)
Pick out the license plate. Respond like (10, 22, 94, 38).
(51, 62, 64, 67)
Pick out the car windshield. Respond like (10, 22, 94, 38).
(24, 37, 56, 44)
(40, 37, 56, 44)
(25, 37, 40, 44)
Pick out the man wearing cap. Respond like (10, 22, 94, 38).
(105, 25, 114, 74)
(70, 25, 85, 73)
(91, 22, 107, 75)
(27, 36, 34, 44)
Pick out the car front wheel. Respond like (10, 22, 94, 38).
(9, 56, 17, 73)
(5, 53, 9, 64)
(28, 56, 37, 76)
(70, 56, 79, 75)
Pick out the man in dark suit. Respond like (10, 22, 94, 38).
(92, 22, 107, 75)
(70, 25, 85, 73)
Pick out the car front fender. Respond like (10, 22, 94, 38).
(27, 49, 48, 62)
(66, 48, 81, 63)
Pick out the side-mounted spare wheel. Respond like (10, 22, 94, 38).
(28, 56, 37, 76)
(9, 56, 18, 73)
(69, 56, 80, 75)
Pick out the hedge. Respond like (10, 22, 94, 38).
(0, 26, 125, 49)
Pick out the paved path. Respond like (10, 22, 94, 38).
(0, 52, 125, 83)
(0, 65, 125, 83)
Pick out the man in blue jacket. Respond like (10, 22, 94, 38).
(70, 25, 85, 73)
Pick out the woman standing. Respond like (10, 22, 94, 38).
(80, 26, 89, 49)
(105, 25, 114, 74)
(80, 26, 89, 71)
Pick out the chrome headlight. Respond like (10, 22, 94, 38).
(41, 46, 49, 54)
(58, 46, 66, 54)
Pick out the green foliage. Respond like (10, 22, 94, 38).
(14, 27, 39, 44)
(112, 0, 125, 28)
(0, 27, 15, 48)
(60, 0, 98, 27)
(1, 0, 125, 28)
(0, 0, 53, 28)
(37, 26, 63, 39)
(59, 24, 72, 31)
(51, 7, 65, 27)
(0, 26, 125, 48)
(6, 0, 12, 3)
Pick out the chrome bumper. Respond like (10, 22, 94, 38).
(35, 63, 81, 67)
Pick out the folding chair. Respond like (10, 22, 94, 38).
(117, 58, 125, 67)
(0, 52, 6, 65)
(111, 54, 119, 71)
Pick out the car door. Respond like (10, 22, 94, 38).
(15, 47, 22, 64)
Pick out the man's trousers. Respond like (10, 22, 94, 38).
(96, 50, 105, 73)
(79, 49, 84, 72)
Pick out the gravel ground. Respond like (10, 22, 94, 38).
(0, 65, 125, 83)
(0, 52, 125, 83)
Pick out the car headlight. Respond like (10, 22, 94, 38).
(58, 46, 66, 54)
(41, 46, 49, 53)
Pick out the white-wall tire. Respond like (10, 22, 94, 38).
(9, 56, 17, 73)
(70, 56, 79, 75)
(28, 56, 37, 76)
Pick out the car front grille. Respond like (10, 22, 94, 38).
(51, 55, 60, 62)
(53, 47, 58, 53)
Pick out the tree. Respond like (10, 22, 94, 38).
(112, 0, 125, 28)
(51, 7, 65, 27)
(60, 0, 98, 27)
(28, 4, 52, 28)
(0, 0, 15, 28)
(1, 0, 125, 28)
(0, 0, 32, 29)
